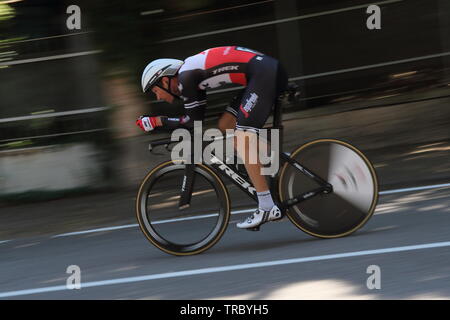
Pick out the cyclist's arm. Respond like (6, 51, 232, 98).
(158, 103, 205, 129)
(159, 69, 207, 130)
(137, 86, 206, 132)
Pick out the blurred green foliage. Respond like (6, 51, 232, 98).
(0, 3, 15, 21)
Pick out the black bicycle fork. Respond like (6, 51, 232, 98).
(178, 163, 196, 210)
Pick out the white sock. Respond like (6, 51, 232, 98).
(257, 191, 275, 211)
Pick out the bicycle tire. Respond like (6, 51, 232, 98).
(136, 160, 231, 256)
(278, 139, 379, 238)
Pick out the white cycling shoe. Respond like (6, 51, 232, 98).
(237, 205, 283, 230)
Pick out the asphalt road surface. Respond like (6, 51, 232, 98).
(1, 185, 450, 300)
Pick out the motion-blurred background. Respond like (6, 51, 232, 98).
(0, 0, 449, 237)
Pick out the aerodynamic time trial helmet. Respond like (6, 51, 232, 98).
(141, 58, 184, 93)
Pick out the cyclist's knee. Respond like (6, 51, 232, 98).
(218, 112, 236, 132)
(234, 129, 259, 160)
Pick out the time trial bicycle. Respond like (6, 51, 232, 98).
(136, 85, 379, 256)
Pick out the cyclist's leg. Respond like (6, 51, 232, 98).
(218, 112, 236, 132)
(235, 57, 278, 192)
(235, 57, 284, 228)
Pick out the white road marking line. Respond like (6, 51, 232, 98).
(51, 209, 255, 238)
(51, 224, 139, 238)
(155, 213, 222, 224)
(379, 183, 450, 195)
(1, 240, 450, 298)
(0, 240, 11, 245)
(47, 182, 450, 238)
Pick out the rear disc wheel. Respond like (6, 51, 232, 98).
(279, 139, 379, 238)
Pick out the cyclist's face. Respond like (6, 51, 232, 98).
(151, 77, 180, 103)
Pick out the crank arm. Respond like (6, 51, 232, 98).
(280, 186, 331, 211)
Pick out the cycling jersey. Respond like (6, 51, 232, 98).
(160, 46, 288, 132)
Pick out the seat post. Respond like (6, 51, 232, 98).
(273, 97, 283, 128)
(271, 96, 284, 153)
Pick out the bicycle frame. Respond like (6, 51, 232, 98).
(149, 87, 332, 211)
(172, 139, 332, 211)
(137, 85, 377, 255)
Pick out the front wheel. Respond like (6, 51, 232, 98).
(136, 160, 231, 256)
(278, 139, 379, 238)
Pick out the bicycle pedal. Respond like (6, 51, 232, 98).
(271, 211, 285, 222)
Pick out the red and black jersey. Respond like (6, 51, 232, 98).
(176, 46, 263, 121)
(159, 46, 288, 132)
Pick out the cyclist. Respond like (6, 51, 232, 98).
(137, 46, 288, 230)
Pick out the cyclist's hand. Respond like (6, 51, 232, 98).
(136, 116, 158, 132)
